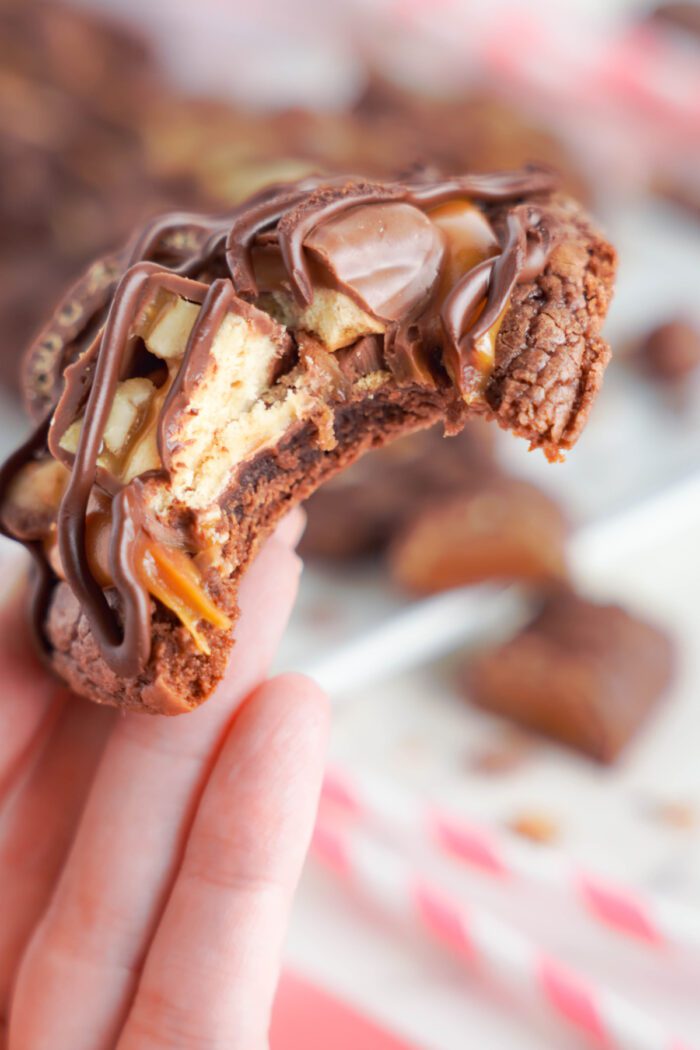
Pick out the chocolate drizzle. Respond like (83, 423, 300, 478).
(277, 183, 406, 306)
(5, 165, 560, 679)
(55, 264, 209, 676)
(158, 278, 242, 468)
(442, 204, 559, 396)
(225, 182, 316, 298)
(404, 168, 558, 206)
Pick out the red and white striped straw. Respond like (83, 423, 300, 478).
(312, 820, 696, 1050)
(322, 765, 700, 953)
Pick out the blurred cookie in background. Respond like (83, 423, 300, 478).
(640, 4, 700, 220)
(139, 98, 322, 208)
(300, 423, 495, 562)
(463, 591, 675, 764)
(0, 0, 188, 389)
(352, 77, 590, 201)
(388, 477, 569, 595)
(145, 78, 588, 211)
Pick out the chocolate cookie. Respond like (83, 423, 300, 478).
(465, 592, 674, 763)
(1, 168, 616, 714)
(0, 0, 168, 387)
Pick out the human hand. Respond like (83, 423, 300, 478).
(0, 510, 328, 1049)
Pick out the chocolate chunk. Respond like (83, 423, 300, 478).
(464, 592, 675, 763)
(383, 322, 440, 388)
(304, 201, 446, 321)
(388, 476, 568, 594)
(334, 335, 385, 380)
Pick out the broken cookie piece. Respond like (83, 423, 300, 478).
(464, 593, 675, 763)
(1, 168, 616, 714)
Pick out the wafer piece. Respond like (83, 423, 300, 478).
(1, 169, 616, 713)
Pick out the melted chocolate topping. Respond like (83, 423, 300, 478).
(5, 165, 560, 678)
(54, 265, 211, 675)
(304, 200, 446, 321)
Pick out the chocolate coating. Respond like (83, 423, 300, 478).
(304, 201, 446, 321)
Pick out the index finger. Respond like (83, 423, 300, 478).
(118, 673, 329, 1050)
(0, 557, 65, 797)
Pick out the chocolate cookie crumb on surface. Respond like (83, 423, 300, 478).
(464, 593, 674, 763)
(507, 812, 559, 845)
(1, 168, 615, 714)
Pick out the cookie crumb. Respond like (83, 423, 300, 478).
(507, 811, 559, 845)
(469, 731, 535, 775)
(647, 799, 697, 830)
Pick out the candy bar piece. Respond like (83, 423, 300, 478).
(300, 423, 495, 561)
(465, 593, 674, 763)
(1, 168, 615, 714)
(388, 476, 568, 594)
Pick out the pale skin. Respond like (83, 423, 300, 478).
(0, 509, 329, 1050)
